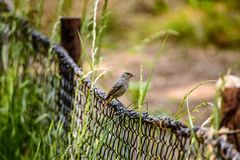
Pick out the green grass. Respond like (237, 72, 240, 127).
(0, 16, 60, 159)
(0, 1, 76, 159)
(175, 80, 221, 158)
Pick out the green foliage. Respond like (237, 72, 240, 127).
(202, 5, 240, 47)
(102, 1, 240, 48)
(128, 81, 149, 108)
(0, 7, 63, 160)
(162, 14, 196, 43)
(153, 0, 168, 13)
(58, 0, 73, 16)
(81, 0, 110, 68)
(1, 0, 111, 159)
(175, 80, 217, 158)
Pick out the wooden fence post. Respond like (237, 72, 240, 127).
(61, 17, 81, 64)
(219, 75, 240, 151)
(60, 17, 81, 130)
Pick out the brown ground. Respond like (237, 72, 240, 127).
(98, 44, 240, 125)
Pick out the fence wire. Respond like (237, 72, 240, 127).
(1, 2, 240, 159)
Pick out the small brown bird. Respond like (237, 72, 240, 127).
(104, 72, 134, 107)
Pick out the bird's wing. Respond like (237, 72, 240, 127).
(106, 79, 123, 100)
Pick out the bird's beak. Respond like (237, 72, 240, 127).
(132, 74, 135, 77)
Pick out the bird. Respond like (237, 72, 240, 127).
(104, 72, 134, 107)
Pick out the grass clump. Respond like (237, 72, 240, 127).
(0, 14, 61, 159)
(0, 1, 71, 159)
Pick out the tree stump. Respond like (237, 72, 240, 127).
(219, 75, 240, 151)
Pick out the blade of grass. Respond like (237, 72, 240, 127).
(33, 141, 41, 160)
(140, 31, 170, 105)
(175, 80, 216, 120)
(78, 30, 93, 69)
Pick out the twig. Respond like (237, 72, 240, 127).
(217, 129, 240, 135)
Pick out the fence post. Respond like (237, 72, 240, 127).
(60, 17, 81, 130)
(60, 17, 81, 64)
(220, 75, 240, 151)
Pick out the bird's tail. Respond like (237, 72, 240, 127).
(103, 97, 112, 108)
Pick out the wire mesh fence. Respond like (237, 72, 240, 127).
(73, 78, 204, 159)
(1, 2, 240, 159)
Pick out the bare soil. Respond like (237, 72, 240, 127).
(99, 44, 240, 125)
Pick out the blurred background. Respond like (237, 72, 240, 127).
(13, 0, 240, 124)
